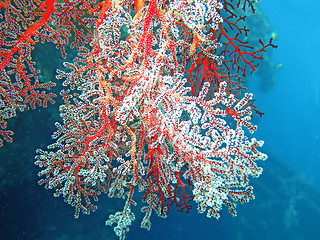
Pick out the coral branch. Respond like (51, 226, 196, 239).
(1, 0, 273, 239)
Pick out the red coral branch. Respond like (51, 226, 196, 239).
(2, 0, 273, 239)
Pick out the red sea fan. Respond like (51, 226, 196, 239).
(1, 0, 273, 239)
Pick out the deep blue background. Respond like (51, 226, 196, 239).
(256, 0, 320, 187)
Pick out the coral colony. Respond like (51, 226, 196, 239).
(1, 0, 276, 239)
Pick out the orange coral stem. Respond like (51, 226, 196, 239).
(134, 0, 144, 14)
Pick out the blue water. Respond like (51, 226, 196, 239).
(257, 0, 320, 185)
(1, 0, 320, 240)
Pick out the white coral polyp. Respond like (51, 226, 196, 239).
(170, 0, 223, 30)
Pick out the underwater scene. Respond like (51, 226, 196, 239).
(0, 0, 319, 240)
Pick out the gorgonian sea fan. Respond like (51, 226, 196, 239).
(0, 0, 272, 239)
